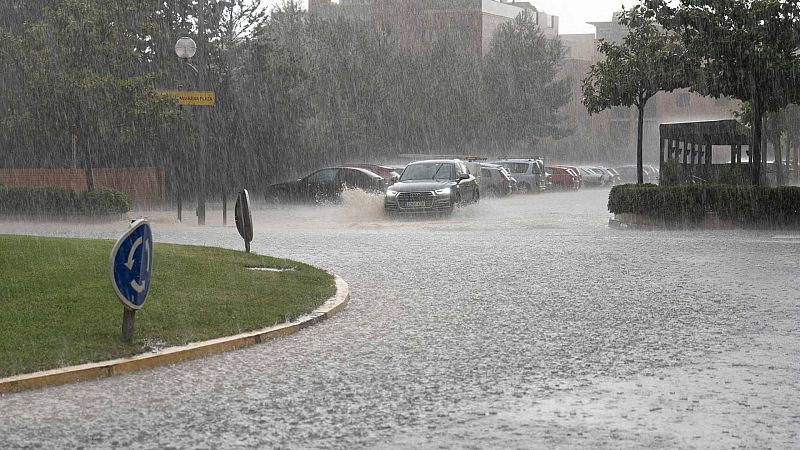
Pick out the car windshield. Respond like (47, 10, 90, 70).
(500, 162, 529, 174)
(400, 163, 454, 181)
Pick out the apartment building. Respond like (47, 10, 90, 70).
(308, 0, 558, 55)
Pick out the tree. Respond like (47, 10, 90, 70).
(1, 0, 180, 189)
(782, 105, 800, 182)
(582, 3, 690, 184)
(484, 11, 570, 152)
(645, 0, 800, 185)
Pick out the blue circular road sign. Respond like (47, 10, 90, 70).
(109, 219, 153, 310)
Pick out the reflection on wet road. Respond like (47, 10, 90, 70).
(1, 188, 798, 448)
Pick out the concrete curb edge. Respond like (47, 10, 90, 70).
(0, 275, 349, 395)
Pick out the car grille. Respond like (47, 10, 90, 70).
(385, 191, 452, 212)
(397, 191, 434, 208)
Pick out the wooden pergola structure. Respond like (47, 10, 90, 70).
(659, 119, 750, 166)
(659, 120, 752, 185)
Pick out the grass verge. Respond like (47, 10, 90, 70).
(0, 234, 335, 377)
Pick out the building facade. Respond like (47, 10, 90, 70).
(308, 0, 558, 55)
(556, 13, 738, 165)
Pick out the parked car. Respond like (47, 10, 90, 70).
(644, 165, 660, 184)
(578, 166, 604, 187)
(553, 164, 584, 188)
(593, 167, 619, 185)
(490, 158, 547, 193)
(265, 167, 385, 204)
(479, 163, 514, 196)
(615, 165, 658, 184)
(544, 167, 554, 190)
(545, 166, 580, 189)
(344, 163, 401, 183)
(384, 159, 479, 214)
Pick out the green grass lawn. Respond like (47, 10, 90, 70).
(0, 234, 336, 377)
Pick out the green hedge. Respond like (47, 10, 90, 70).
(608, 184, 800, 227)
(0, 186, 132, 215)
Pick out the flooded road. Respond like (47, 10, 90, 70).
(1, 188, 798, 448)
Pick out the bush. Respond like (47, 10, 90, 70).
(0, 186, 132, 215)
(608, 184, 800, 227)
(660, 159, 688, 186)
(718, 165, 748, 185)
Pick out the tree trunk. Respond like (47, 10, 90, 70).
(636, 102, 645, 184)
(750, 79, 763, 186)
(83, 135, 94, 192)
(774, 134, 783, 186)
(796, 145, 800, 183)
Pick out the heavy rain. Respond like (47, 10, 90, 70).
(1, 0, 799, 448)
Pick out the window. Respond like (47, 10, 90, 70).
(644, 98, 657, 116)
(611, 106, 630, 119)
(676, 93, 690, 108)
(400, 163, 453, 181)
(481, 168, 492, 178)
(339, 169, 369, 188)
(499, 162, 529, 174)
(305, 168, 337, 183)
(423, 28, 438, 43)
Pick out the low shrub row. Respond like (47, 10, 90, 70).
(608, 184, 800, 226)
(0, 186, 132, 215)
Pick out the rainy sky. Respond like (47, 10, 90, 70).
(261, 0, 641, 34)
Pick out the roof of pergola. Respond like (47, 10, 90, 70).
(659, 119, 751, 146)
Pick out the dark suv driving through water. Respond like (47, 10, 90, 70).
(384, 159, 479, 215)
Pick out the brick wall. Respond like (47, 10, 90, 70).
(0, 167, 166, 205)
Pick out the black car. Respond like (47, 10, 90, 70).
(265, 167, 385, 204)
(384, 159, 479, 214)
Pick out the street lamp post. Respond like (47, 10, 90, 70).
(174, 37, 206, 225)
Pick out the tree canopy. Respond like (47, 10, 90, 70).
(645, 0, 800, 185)
(485, 11, 571, 147)
(0, 1, 572, 198)
(582, 3, 690, 184)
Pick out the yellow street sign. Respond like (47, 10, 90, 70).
(160, 90, 215, 106)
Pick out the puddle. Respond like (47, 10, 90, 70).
(247, 267, 296, 273)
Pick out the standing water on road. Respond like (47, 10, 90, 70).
(1, 189, 798, 448)
(3, 1, 800, 447)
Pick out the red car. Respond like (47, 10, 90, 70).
(552, 165, 584, 188)
(545, 166, 580, 189)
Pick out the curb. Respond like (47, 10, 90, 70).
(0, 276, 349, 395)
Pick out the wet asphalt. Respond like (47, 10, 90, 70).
(0, 188, 798, 449)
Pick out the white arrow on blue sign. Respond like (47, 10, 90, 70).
(109, 219, 153, 310)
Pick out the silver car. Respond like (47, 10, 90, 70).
(491, 158, 546, 193)
(384, 159, 479, 214)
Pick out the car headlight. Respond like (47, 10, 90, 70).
(434, 187, 451, 195)
(386, 189, 399, 197)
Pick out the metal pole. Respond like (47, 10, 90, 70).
(122, 308, 136, 343)
(72, 133, 78, 168)
(222, 193, 227, 226)
(197, 0, 206, 226)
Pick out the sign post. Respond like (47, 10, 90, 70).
(109, 219, 153, 342)
(234, 189, 253, 252)
(159, 90, 215, 107)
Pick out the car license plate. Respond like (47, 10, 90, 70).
(405, 201, 426, 207)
